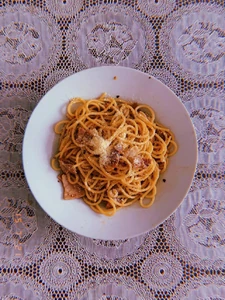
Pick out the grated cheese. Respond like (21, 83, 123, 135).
(133, 157, 142, 165)
(89, 133, 111, 164)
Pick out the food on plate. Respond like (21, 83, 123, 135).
(51, 93, 177, 216)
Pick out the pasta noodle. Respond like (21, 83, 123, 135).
(51, 93, 177, 216)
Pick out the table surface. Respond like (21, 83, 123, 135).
(0, 1, 224, 299)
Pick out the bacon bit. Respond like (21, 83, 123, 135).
(159, 133, 165, 140)
(119, 161, 127, 167)
(124, 147, 151, 169)
(114, 143, 124, 153)
(59, 160, 77, 175)
(61, 174, 85, 200)
(157, 130, 166, 140)
(106, 202, 113, 209)
(143, 158, 151, 167)
(75, 127, 93, 144)
(133, 156, 151, 169)
(125, 146, 139, 160)
(133, 156, 142, 168)
(130, 102, 139, 109)
(113, 76, 117, 80)
(104, 149, 120, 171)
(106, 149, 120, 168)
(57, 175, 62, 183)
(102, 129, 108, 139)
(158, 162, 165, 171)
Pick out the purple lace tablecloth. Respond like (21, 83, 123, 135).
(0, 1, 224, 299)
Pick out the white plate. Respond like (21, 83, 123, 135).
(23, 66, 197, 240)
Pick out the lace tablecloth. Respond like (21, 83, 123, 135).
(0, 1, 224, 299)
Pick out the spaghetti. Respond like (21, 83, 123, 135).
(51, 93, 177, 216)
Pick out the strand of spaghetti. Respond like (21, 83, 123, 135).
(59, 140, 72, 158)
(85, 155, 127, 180)
(135, 105, 155, 122)
(51, 158, 61, 171)
(167, 140, 178, 156)
(67, 98, 86, 117)
(85, 189, 105, 203)
(114, 198, 138, 207)
(140, 196, 155, 208)
(54, 120, 69, 134)
(83, 195, 104, 206)
(64, 147, 80, 159)
(84, 169, 108, 195)
(52, 94, 178, 216)
(125, 169, 159, 193)
(92, 199, 117, 216)
(67, 173, 79, 185)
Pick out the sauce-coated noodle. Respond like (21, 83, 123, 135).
(51, 94, 177, 216)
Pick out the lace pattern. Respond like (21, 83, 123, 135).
(147, 69, 178, 94)
(189, 163, 225, 192)
(45, 0, 84, 17)
(67, 4, 155, 69)
(80, 283, 143, 300)
(0, 189, 53, 259)
(43, 69, 76, 94)
(0, 106, 31, 153)
(182, 284, 225, 300)
(1, 215, 225, 299)
(137, 0, 176, 17)
(0, 158, 26, 189)
(0, 5, 62, 82)
(182, 89, 225, 164)
(160, 3, 225, 83)
(0, 0, 224, 299)
(75, 233, 147, 259)
(0, 285, 40, 300)
(174, 187, 225, 259)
